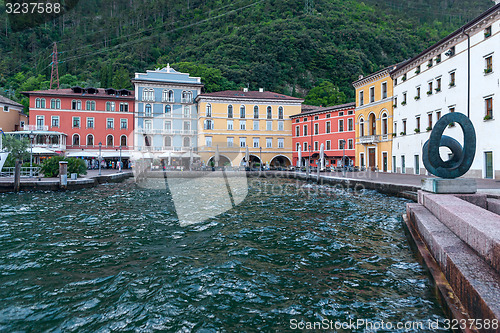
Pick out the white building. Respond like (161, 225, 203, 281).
(391, 3, 500, 179)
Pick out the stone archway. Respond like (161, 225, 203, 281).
(270, 155, 291, 168)
(208, 155, 232, 167)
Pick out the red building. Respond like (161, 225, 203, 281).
(24, 86, 134, 167)
(290, 103, 356, 169)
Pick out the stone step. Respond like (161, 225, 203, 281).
(487, 198, 500, 216)
(418, 191, 500, 275)
(407, 203, 500, 326)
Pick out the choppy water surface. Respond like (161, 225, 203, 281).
(0, 178, 448, 332)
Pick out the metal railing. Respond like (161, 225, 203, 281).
(0, 167, 41, 177)
(358, 135, 380, 144)
(135, 129, 197, 135)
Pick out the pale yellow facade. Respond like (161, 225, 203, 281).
(353, 68, 395, 172)
(196, 93, 303, 168)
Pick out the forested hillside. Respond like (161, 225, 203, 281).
(0, 0, 495, 110)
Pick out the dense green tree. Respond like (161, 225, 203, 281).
(169, 62, 240, 92)
(112, 67, 131, 89)
(304, 81, 347, 107)
(2, 136, 29, 162)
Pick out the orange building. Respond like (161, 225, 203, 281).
(0, 95, 28, 132)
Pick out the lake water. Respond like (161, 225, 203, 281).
(0, 177, 449, 332)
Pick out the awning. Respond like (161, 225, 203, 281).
(67, 151, 99, 158)
(181, 152, 201, 158)
(31, 147, 58, 155)
(101, 151, 131, 158)
(158, 151, 183, 159)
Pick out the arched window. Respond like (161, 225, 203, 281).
(120, 135, 127, 147)
(145, 104, 152, 117)
(228, 105, 233, 118)
(204, 119, 214, 130)
(86, 101, 91, 110)
(359, 118, 365, 137)
(206, 103, 212, 117)
(106, 134, 114, 147)
(278, 106, 284, 119)
(50, 99, 56, 109)
(72, 134, 80, 146)
(240, 105, 246, 118)
(35, 98, 41, 108)
(267, 106, 272, 119)
(183, 137, 190, 147)
(106, 101, 115, 111)
(56, 99, 61, 109)
(182, 91, 193, 103)
(369, 113, 376, 135)
(143, 88, 154, 101)
(165, 105, 171, 114)
(164, 136, 172, 147)
(254, 106, 259, 119)
(86, 134, 94, 146)
(145, 136, 152, 147)
(72, 100, 82, 110)
(381, 112, 388, 135)
(168, 90, 174, 102)
(162, 89, 169, 102)
(41, 99, 45, 108)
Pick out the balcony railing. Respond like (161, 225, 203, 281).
(135, 129, 197, 135)
(24, 125, 49, 131)
(358, 135, 379, 144)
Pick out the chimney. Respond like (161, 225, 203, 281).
(243, 88, 249, 92)
(259, 88, 264, 92)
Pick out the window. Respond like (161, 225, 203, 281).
(348, 139, 353, 150)
(72, 117, 80, 128)
(145, 136, 152, 147)
(51, 116, 59, 128)
(485, 26, 492, 38)
(205, 136, 212, 147)
(267, 106, 272, 119)
(326, 140, 331, 150)
(72, 100, 82, 110)
(164, 136, 172, 147)
(228, 105, 233, 118)
(381, 113, 388, 135)
(253, 138, 259, 148)
(415, 65, 421, 75)
(296, 126, 300, 136)
(314, 141, 319, 151)
(359, 118, 364, 136)
(240, 105, 246, 118)
(296, 142, 300, 151)
(206, 104, 212, 117)
(87, 134, 94, 146)
(485, 56, 493, 74)
(253, 120, 259, 130)
(401, 156, 406, 173)
(35, 98, 42, 108)
(204, 119, 214, 130)
(183, 105, 190, 118)
(449, 72, 456, 87)
(326, 114, 331, 118)
(339, 140, 345, 149)
(227, 137, 234, 147)
(254, 106, 259, 119)
(428, 59, 433, 68)
(278, 121, 284, 131)
(485, 97, 493, 119)
(348, 118, 353, 131)
(144, 120, 152, 130)
(382, 82, 387, 99)
(314, 123, 319, 135)
(303, 117, 308, 122)
(339, 119, 344, 132)
(226, 119, 233, 130)
(393, 122, 397, 136)
(145, 104, 152, 117)
(436, 78, 442, 92)
(416, 87, 421, 99)
(163, 89, 174, 102)
(87, 117, 94, 129)
(266, 121, 272, 131)
(240, 120, 246, 130)
(403, 119, 407, 135)
(50, 99, 56, 109)
(183, 121, 190, 131)
(360, 153, 365, 167)
(181, 91, 193, 103)
(107, 118, 114, 129)
(303, 142, 308, 151)
(120, 119, 127, 129)
(266, 138, 273, 148)
(168, 90, 174, 102)
(436, 54, 441, 63)
(183, 137, 190, 148)
(359, 91, 364, 106)
(143, 88, 154, 101)
(295, 119, 300, 123)
(239, 137, 246, 148)
(416, 116, 420, 132)
(303, 125, 308, 136)
(120, 135, 127, 147)
(278, 106, 284, 119)
(394, 97, 398, 107)
(72, 134, 80, 146)
(326, 122, 331, 133)
(165, 121, 172, 131)
(105, 101, 115, 111)
(119, 103, 128, 112)
(87, 101, 96, 111)
(428, 113, 433, 129)
(403, 92, 407, 104)
(165, 105, 171, 114)
(41, 98, 46, 108)
(369, 86, 375, 103)
(436, 111, 441, 120)
(315, 115, 320, 119)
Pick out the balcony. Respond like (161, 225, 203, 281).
(358, 135, 379, 144)
(24, 125, 49, 131)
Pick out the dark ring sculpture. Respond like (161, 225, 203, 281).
(422, 112, 476, 179)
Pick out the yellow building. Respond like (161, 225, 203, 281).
(0, 95, 28, 132)
(352, 66, 395, 172)
(195, 89, 303, 168)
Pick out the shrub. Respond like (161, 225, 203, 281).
(41, 156, 87, 177)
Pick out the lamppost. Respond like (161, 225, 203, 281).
(259, 146, 262, 171)
(119, 145, 122, 173)
(29, 131, 34, 178)
(341, 139, 346, 177)
(98, 142, 102, 176)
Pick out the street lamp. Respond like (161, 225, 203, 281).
(98, 142, 102, 176)
(29, 131, 34, 178)
(259, 146, 262, 171)
(341, 139, 346, 177)
(119, 145, 122, 173)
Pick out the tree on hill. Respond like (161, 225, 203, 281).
(304, 81, 347, 107)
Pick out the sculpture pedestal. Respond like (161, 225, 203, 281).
(421, 178, 477, 194)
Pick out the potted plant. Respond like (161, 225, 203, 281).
(393, 104, 397, 108)
(484, 114, 492, 121)
(426, 126, 432, 131)
(414, 128, 420, 133)
(484, 68, 493, 74)
(402, 74, 407, 81)
(401, 101, 407, 106)
(449, 82, 455, 87)
(427, 91, 432, 95)
(415, 69, 420, 75)
(435, 88, 441, 92)
(400, 131, 406, 136)
(414, 96, 420, 100)
(392, 133, 397, 137)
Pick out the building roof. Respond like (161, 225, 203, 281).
(390, 2, 500, 77)
(352, 65, 396, 88)
(290, 102, 356, 118)
(0, 95, 23, 107)
(21, 87, 134, 99)
(196, 90, 303, 101)
(132, 64, 203, 86)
